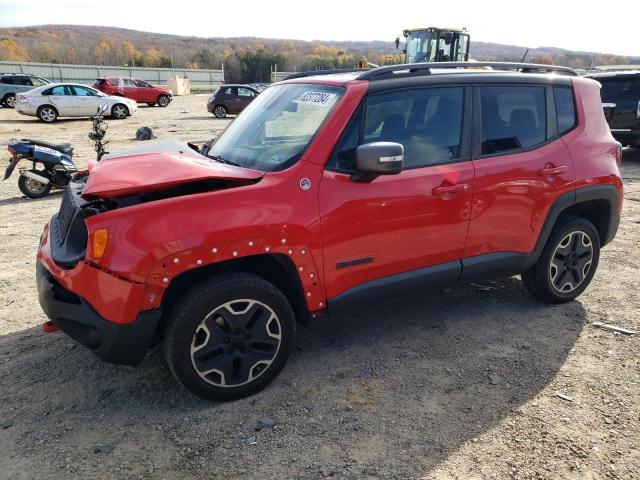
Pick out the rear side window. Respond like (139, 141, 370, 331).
(480, 86, 546, 155)
(0, 76, 13, 84)
(224, 87, 238, 96)
(43, 86, 71, 96)
(554, 87, 576, 134)
(12, 76, 32, 86)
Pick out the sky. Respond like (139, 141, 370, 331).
(1, 0, 639, 57)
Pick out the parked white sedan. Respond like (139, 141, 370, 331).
(15, 83, 138, 122)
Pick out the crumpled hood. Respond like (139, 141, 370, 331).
(82, 139, 264, 199)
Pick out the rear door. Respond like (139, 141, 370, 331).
(46, 85, 78, 115)
(463, 84, 575, 268)
(599, 76, 640, 131)
(121, 78, 139, 102)
(319, 86, 474, 301)
(222, 87, 239, 113)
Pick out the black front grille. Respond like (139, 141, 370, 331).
(56, 186, 77, 245)
(50, 181, 90, 268)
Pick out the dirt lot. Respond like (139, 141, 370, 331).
(0, 95, 638, 480)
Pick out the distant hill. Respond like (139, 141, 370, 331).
(1, 25, 638, 82)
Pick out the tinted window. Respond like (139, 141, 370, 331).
(0, 76, 13, 84)
(12, 76, 32, 86)
(44, 86, 70, 96)
(72, 86, 98, 96)
(238, 87, 254, 97)
(364, 87, 464, 168)
(554, 87, 576, 134)
(327, 107, 361, 171)
(600, 78, 640, 102)
(481, 86, 546, 155)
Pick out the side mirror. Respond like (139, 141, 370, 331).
(352, 142, 403, 182)
(395, 36, 400, 49)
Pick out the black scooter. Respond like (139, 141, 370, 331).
(3, 105, 109, 198)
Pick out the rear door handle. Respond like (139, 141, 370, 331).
(432, 183, 470, 195)
(538, 165, 568, 176)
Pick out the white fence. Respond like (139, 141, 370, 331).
(0, 61, 224, 87)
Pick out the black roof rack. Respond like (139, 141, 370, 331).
(357, 61, 578, 80)
(282, 68, 369, 80)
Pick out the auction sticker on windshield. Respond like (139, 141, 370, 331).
(295, 91, 337, 107)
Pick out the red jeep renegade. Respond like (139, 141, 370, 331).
(36, 62, 623, 401)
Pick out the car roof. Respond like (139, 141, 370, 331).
(219, 84, 259, 89)
(586, 71, 640, 79)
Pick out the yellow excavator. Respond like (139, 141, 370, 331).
(396, 27, 470, 63)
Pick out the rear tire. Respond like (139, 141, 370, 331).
(213, 105, 227, 118)
(18, 170, 52, 198)
(37, 105, 58, 123)
(522, 215, 600, 303)
(157, 94, 170, 107)
(111, 103, 128, 119)
(164, 273, 296, 401)
(4, 94, 16, 108)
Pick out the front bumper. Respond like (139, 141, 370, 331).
(36, 261, 160, 365)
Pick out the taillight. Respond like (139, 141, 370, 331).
(8, 145, 16, 155)
(636, 100, 640, 120)
(615, 143, 622, 166)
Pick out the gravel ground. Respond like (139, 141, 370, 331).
(0, 95, 638, 480)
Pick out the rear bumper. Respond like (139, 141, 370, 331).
(36, 261, 160, 365)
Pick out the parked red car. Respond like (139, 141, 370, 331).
(93, 77, 172, 107)
(37, 62, 622, 401)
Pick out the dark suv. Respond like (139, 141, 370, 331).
(36, 62, 623, 401)
(0, 73, 50, 108)
(207, 84, 260, 117)
(587, 71, 640, 147)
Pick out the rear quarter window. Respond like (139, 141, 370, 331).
(554, 87, 576, 134)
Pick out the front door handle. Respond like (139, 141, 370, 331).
(432, 183, 470, 195)
(538, 165, 568, 176)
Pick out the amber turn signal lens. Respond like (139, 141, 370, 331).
(92, 228, 108, 259)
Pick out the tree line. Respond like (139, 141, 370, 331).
(0, 26, 638, 83)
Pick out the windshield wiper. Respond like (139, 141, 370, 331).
(209, 154, 241, 167)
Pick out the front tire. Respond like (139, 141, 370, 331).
(37, 105, 58, 123)
(18, 170, 52, 198)
(522, 215, 600, 303)
(111, 103, 129, 119)
(164, 273, 296, 401)
(213, 105, 227, 118)
(157, 95, 170, 107)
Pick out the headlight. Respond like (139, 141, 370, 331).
(18, 95, 28, 103)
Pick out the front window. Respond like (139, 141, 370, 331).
(206, 84, 343, 171)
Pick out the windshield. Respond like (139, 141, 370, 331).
(207, 84, 344, 171)
(406, 30, 435, 63)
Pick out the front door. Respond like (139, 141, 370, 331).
(71, 85, 102, 115)
(319, 86, 474, 302)
(134, 79, 155, 103)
